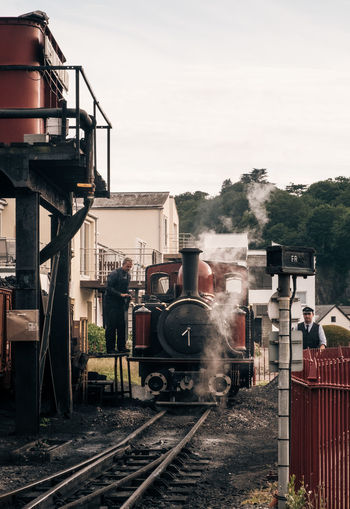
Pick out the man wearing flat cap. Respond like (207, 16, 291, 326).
(297, 306, 326, 351)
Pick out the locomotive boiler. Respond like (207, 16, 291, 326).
(131, 248, 255, 403)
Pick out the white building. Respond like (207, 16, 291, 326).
(91, 192, 179, 255)
(0, 198, 98, 325)
(316, 305, 350, 330)
(77, 192, 180, 324)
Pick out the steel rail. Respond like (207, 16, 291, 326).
(61, 449, 173, 508)
(0, 411, 166, 508)
(24, 445, 130, 509)
(121, 408, 212, 509)
(60, 408, 211, 509)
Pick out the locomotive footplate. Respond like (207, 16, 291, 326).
(128, 356, 254, 400)
(128, 357, 253, 364)
(155, 401, 218, 406)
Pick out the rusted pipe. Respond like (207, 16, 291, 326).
(0, 107, 94, 130)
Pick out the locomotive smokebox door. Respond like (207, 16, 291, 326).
(266, 245, 315, 276)
(157, 300, 214, 357)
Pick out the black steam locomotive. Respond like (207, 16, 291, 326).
(130, 248, 255, 403)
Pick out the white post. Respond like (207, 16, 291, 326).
(277, 274, 290, 508)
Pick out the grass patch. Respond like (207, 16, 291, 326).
(241, 482, 277, 506)
(87, 357, 141, 386)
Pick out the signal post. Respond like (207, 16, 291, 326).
(266, 246, 315, 509)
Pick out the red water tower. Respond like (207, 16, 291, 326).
(0, 11, 68, 143)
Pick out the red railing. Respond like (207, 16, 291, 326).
(291, 347, 350, 509)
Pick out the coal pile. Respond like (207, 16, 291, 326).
(0, 276, 16, 288)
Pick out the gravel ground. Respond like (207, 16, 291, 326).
(0, 380, 278, 508)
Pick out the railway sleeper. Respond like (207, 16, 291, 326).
(167, 485, 193, 492)
(172, 478, 198, 485)
(163, 494, 191, 502)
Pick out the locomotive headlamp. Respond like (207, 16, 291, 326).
(266, 245, 315, 276)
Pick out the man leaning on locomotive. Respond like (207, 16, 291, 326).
(104, 257, 133, 354)
(297, 306, 326, 351)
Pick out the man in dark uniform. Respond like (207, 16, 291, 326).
(297, 306, 326, 351)
(104, 257, 133, 353)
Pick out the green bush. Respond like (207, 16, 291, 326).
(286, 475, 312, 509)
(88, 323, 106, 353)
(323, 325, 350, 347)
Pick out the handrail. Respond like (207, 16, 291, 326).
(0, 65, 112, 127)
(0, 64, 111, 195)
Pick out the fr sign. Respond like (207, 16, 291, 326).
(266, 245, 315, 276)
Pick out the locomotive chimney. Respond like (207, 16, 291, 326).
(180, 247, 202, 297)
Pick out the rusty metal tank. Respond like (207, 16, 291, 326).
(0, 13, 66, 143)
(134, 305, 152, 350)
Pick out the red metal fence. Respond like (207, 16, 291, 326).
(291, 347, 350, 509)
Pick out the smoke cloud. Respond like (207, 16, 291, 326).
(198, 231, 248, 264)
(194, 242, 248, 400)
(247, 182, 275, 228)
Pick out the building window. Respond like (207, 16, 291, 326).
(331, 316, 336, 323)
(256, 304, 268, 317)
(164, 218, 168, 247)
(296, 291, 307, 306)
(80, 221, 93, 277)
(87, 301, 93, 322)
(249, 267, 272, 290)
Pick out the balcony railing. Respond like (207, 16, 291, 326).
(162, 233, 196, 254)
(0, 237, 52, 274)
(0, 237, 15, 266)
(179, 232, 197, 249)
(0, 64, 112, 196)
(80, 246, 162, 284)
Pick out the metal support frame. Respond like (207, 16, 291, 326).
(88, 353, 132, 401)
(39, 251, 60, 413)
(14, 191, 40, 434)
(49, 214, 73, 416)
(0, 62, 113, 430)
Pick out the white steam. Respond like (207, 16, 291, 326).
(198, 231, 248, 264)
(195, 291, 243, 399)
(247, 182, 275, 228)
(193, 238, 248, 399)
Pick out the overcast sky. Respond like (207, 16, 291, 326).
(3, 1, 350, 196)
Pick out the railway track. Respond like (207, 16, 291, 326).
(0, 408, 212, 508)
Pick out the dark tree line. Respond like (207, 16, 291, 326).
(175, 170, 350, 305)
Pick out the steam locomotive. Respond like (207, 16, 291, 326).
(130, 248, 255, 402)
